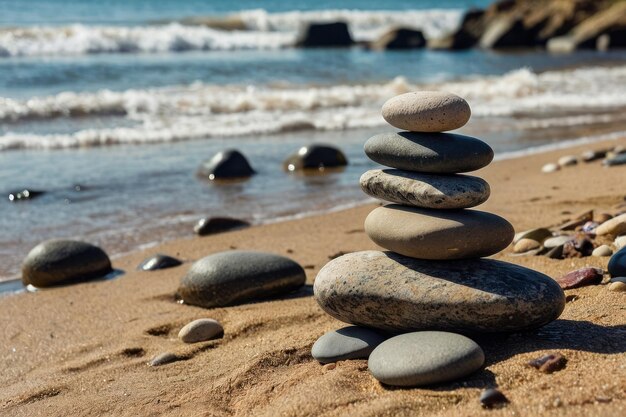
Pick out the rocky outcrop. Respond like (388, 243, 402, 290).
(296, 22, 354, 47)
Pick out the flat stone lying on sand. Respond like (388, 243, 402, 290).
(311, 326, 388, 364)
(197, 149, 256, 180)
(283, 144, 348, 171)
(592, 245, 613, 257)
(364, 132, 493, 174)
(138, 254, 182, 271)
(314, 251, 565, 333)
(360, 169, 490, 209)
(513, 238, 540, 253)
(544, 236, 573, 249)
(194, 217, 250, 236)
(364, 205, 514, 260)
(381, 91, 471, 132)
(596, 213, 626, 236)
(368, 331, 484, 387)
(178, 251, 306, 308)
(178, 319, 223, 343)
(513, 228, 552, 245)
(22, 240, 112, 287)
(556, 267, 603, 290)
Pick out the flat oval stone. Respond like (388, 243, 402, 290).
(178, 318, 223, 343)
(178, 251, 306, 308)
(22, 240, 112, 287)
(364, 205, 514, 260)
(368, 331, 484, 387)
(381, 91, 471, 132)
(314, 250, 565, 333)
(138, 254, 182, 271)
(596, 213, 626, 236)
(311, 326, 387, 364)
(364, 132, 493, 173)
(592, 244, 613, 257)
(360, 169, 490, 209)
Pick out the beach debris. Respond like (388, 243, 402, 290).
(148, 352, 180, 367)
(360, 170, 489, 210)
(368, 332, 484, 387)
(556, 267, 603, 290)
(528, 353, 567, 373)
(283, 144, 348, 172)
(8, 189, 44, 202)
(197, 149, 256, 180)
(22, 240, 112, 288)
(596, 213, 626, 236)
(178, 319, 223, 343)
(137, 254, 182, 271)
(193, 216, 250, 236)
(296, 22, 354, 47)
(608, 247, 626, 277)
(541, 163, 560, 173)
(513, 238, 541, 254)
(592, 244, 613, 257)
(557, 155, 578, 167)
(608, 281, 626, 292)
(480, 388, 509, 409)
(177, 251, 305, 308)
(370, 28, 426, 50)
(311, 326, 387, 364)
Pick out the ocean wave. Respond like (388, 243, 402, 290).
(2, 65, 626, 151)
(0, 9, 462, 58)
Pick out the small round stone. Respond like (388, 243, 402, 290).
(513, 228, 553, 245)
(381, 91, 471, 132)
(138, 254, 182, 271)
(360, 169, 490, 209)
(513, 238, 541, 253)
(480, 388, 509, 408)
(592, 245, 613, 257)
(283, 144, 348, 172)
(311, 326, 387, 364)
(542, 163, 560, 173)
(608, 281, 626, 292)
(22, 240, 112, 287)
(178, 319, 223, 343)
(197, 149, 256, 180)
(365, 205, 514, 260)
(557, 155, 578, 167)
(178, 251, 306, 308)
(364, 132, 493, 174)
(596, 213, 626, 236)
(368, 331, 484, 387)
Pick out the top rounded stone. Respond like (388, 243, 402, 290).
(382, 91, 471, 132)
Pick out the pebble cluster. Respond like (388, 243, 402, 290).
(313, 91, 566, 388)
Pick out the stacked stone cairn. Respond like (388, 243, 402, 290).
(312, 91, 566, 387)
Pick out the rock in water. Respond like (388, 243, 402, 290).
(194, 217, 250, 236)
(368, 331, 484, 387)
(197, 149, 256, 180)
(296, 22, 354, 47)
(283, 144, 348, 172)
(178, 319, 223, 343)
(178, 251, 306, 308)
(138, 254, 182, 271)
(22, 240, 112, 287)
(370, 28, 426, 50)
(314, 251, 565, 333)
(311, 326, 387, 364)
(364, 132, 493, 173)
(360, 169, 490, 209)
(381, 91, 471, 132)
(364, 205, 514, 260)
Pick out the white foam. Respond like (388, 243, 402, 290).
(2, 65, 626, 151)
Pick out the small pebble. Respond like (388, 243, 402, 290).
(480, 388, 509, 409)
(608, 281, 626, 292)
(615, 236, 626, 249)
(592, 245, 613, 257)
(178, 319, 224, 343)
(528, 353, 567, 373)
(138, 254, 182, 271)
(544, 236, 573, 249)
(513, 228, 552, 245)
(542, 163, 560, 173)
(557, 155, 578, 167)
(323, 363, 337, 372)
(513, 238, 540, 254)
(148, 352, 179, 367)
(556, 267, 603, 289)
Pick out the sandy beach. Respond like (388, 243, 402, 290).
(1, 138, 625, 417)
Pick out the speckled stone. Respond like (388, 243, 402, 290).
(596, 213, 626, 236)
(311, 326, 388, 364)
(178, 319, 223, 343)
(22, 240, 112, 287)
(178, 251, 306, 308)
(314, 251, 565, 333)
(364, 205, 514, 260)
(360, 169, 490, 209)
(368, 331, 484, 387)
(364, 132, 493, 174)
(381, 91, 471, 132)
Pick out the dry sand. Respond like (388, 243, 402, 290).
(1, 139, 625, 417)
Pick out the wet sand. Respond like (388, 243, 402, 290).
(1, 139, 625, 417)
